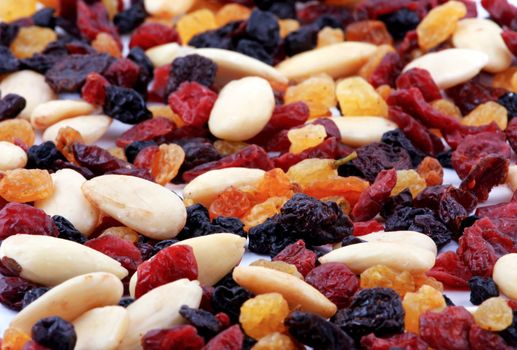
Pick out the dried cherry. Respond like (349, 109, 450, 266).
(272, 240, 316, 277)
(76, 0, 119, 43)
(85, 235, 142, 275)
(0, 275, 38, 311)
(168, 82, 217, 127)
(142, 325, 205, 350)
(0, 203, 59, 240)
(419, 306, 474, 350)
(103, 58, 140, 88)
(129, 23, 180, 50)
(116, 117, 175, 148)
(396, 68, 441, 102)
(360, 332, 429, 350)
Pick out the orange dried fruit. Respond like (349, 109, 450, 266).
(346, 20, 393, 45)
(0, 169, 54, 203)
(492, 66, 517, 93)
(461, 101, 508, 130)
(359, 45, 396, 81)
(302, 176, 369, 207)
(250, 259, 303, 279)
(473, 297, 513, 331)
(55, 126, 84, 163)
(402, 285, 446, 334)
(0, 0, 37, 21)
(336, 77, 388, 117)
(215, 3, 251, 27)
(0, 119, 36, 147)
(279, 19, 300, 39)
(391, 170, 427, 197)
(10, 26, 57, 59)
(214, 140, 249, 156)
(431, 99, 463, 120)
(286, 158, 337, 187)
(360, 264, 416, 297)
(151, 143, 185, 185)
(288, 124, 327, 154)
(1, 327, 31, 350)
(239, 293, 290, 340)
(177, 9, 217, 44)
(417, 157, 443, 186)
(254, 168, 293, 202)
(92, 33, 122, 58)
(251, 332, 298, 350)
(209, 186, 253, 219)
(242, 196, 289, 228)
(100, 226, 139, 243)
(417, 1, 467, 50)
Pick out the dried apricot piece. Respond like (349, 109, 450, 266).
(473, 297, 513, 331)
(215, 3, 251, 26)
(284, 74, 336, 118)
(10, 26, 57, 59)
(391, 170, 427, 197)
(302, 176, 369, 207)
(92, 32, 122, 58)
(336, 77, 388, 117)
(402, 285, 446, 334)
(360, 264, 416, 297)
(0, 169, 54, 203)
(417, 1, 467, 50)
(346, 20, 393, 46)
(417, 157, 443, 186)
(1, 327, 31, 350)
(412, 273, 444, 292)
(242, 196, 289, 228)
(254, 168, 294, 202)
(151, 144, 185, 185)
(0, 119, 35, 147)
(239, 293, 290, 340)
(317, 27, 344, 48)
(461, 101, 508, 130)
(177, 9, 217, 44)
(250, 259, 302, 279)
(288, 124, 327, 154)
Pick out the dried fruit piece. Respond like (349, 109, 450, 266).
(402, 285, 446, 334)
(417, 1, 467, 50)
(391, 170, 427, 198)
(361, 264, 416, 297)
(209, 187, 253, 219)
(284, 74, 336, 118)
(431, 99, 463, 120)
(336, 77, 388, 117)
(250, 259, 302, 279)
(360, 332, 429, 350)
(461, 101, 508, 130)
(252, 332, 298, 350)
(0, 119, 35, 146)
(151, 144, 185, 185)
(473, 297, 513, 331)
(215, 4, 251, 26)
(242, 196, 289, 228)
(55, 127, 84, 163)
(419, 306, 474, 350)
(279, 19, 300, 39)
(359, 45, 396, 81)
(177, 9, 217, 44)
(317, 27, 344, 48)
(0, 0, 36, 21)
(272, 240, 317, 277)
(168, 82, 217, 128)
(286, 158, 337, 187)
(10, 26, 57, 59)
(91, 33, 122, 58)
(492, 66, 517, 93)
(396, 68, 441, 103)
(346, 20, 393, 46)
(288, 124, 327, 154)
(239, 293, 289, 340)
(1, 327, 31, 350)
(352, 169, 397, 221)
(0, 169, 54, 203)
(303, 176, 369, 207)
(417, 157, 443, 186)
(129, 23, 180, 50)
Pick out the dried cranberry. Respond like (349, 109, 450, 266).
(427, 251, 471, 289)
(396, 68, 441, 102)
(167, 54, 217, 94)
(142, 325, 205, 350)
(203, 325, 243, 350)
(469, 325, 511, 350)
(76, 0, 119, 43)
(0, 275, 38, 311)
(116, 117, 175, 148)
(0, 203, 59, 240)
(460, 155, 509, 201)
(502, 30, 517, 55)
(446, 80, 505, 115)
(103, 85, 152, 124)
(168, 82, 217, 127)
(72, 143, 129, 175)
(397, 30, 419, 64)
(352, 169, 397, 222)
(353, 220, 384, 236)
(81, 72, 109, 105)
(135, 245, 198, 298)
(272, 240, 317, 277)
(103, 58, 140, 88)
(305, 263, 359, 309)
(148, 64, 171, 103)
(134, 145, 159, 170)
(481, 0, 517, 27)
(419, 306, 474, 350)
(360, 332, 429, 350)
(369, 52, 402, 88)
(85, 235, 142, 275)
(506, 117, 517, 153)
(129, 23, 180, 50)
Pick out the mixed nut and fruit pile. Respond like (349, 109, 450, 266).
(1, 0, 517, 348)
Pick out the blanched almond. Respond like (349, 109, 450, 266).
(0, 141, 27, 170)
(233, 266, 337, 318)
(359, 230, 437, 255)
(42, 115, 111, 144)
(119, 279, 202, 350)
(144, 0, 193, 17)
(10, 272, 123, 333)
(35, 169, 99, 236)
(30, 100, 95, 129)
(493, 254, 517, 300)
(82, 175, 187, 240)
(276, 42, 376, 81)
(183, 167, 265, 206)
(73, 306, 129, 350)
(328, 116, 397, 147)
(0, 234, 128, 286)
(145, 43, 195, 67)
(507, 165, 517, 191)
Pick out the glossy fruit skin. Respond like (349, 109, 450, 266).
(419, 306, 474, 350)
(113, 1, 145, 34)
(167, 54, 217, 94)
(382, 129, 425, 167)
(52, 215, 87, 244)
(0, 275, 39, 311)
(116, 117, 175, 148)
(21, 287, 49, 309)
(31, 316, 77, 350)
(396, 68, 441, 103)
(81, 72, 109, 105)
(446, 81, 505, 116)
(104, 58, 140, 88)
(0, 203, 59, 240)
(0, 94, 26, 120)
(468, 277, 499, 306)
(177, 204, 245, 240)
(203, 325, 244, 350)
(272, 240, 316, 277)
(142, 325, 205, 350)
(360, 332, 429, 350)
(85, 235, 143, 275)
(428, 251, 472, 289)
(212, 285, 252, 323)
(103, 85, 152, 124)
(239, 293, 289, 340)
(179, 305, 224, 341)
(168, 82, 217, 128)
(352, 169, 397, 222)
(129, 23, 180, 50)
(379, 8, 420, 40)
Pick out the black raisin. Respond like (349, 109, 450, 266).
(127, 47, 154, 93)
(32, 316, 77, 350)
(248, 218, 296, 256)
(27, 141, 66, 170)
(436, 149, 453, 169)
(151, 239, 179, 256)
(379, 8, 420, 40)
(235, 39, 273, 65)
(498, 92, 517, 119)
(211, 217, 246, 237)
(284, 26, 318, 56)
(118, 296, 135, 307)
(0, 22, 19, 47)
(22, 287, 49, 309)
(351, 142, 412, 182)
(468, 276, 499, 305)
(212, 285, 252, 323)
(382, 129, 425, 167)
(380, 189, 413, 219)
(188, 22, 241, 50)
(167, 54, 217, 94)
(178, 139, 221, 171)
(408, 213, 452, 248)
(32, 8, 56, 28)
(245, 9, 280, 51)
(443, 294, 455, 306)
(0, 46, 19, 74)
(500, 311, 517, 347)
(341, 235, 365, 247)
(0, 94, 26, 120)
(179, 305, 223, 340)
(125, 140, 156, 163)
(103, 85, 152, 124)
(177, 204, 245, 240)
(52, 215, 87, 244)
(114, 2, 147, 34)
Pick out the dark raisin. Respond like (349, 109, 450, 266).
(178, 139, 221, 172)
(188, 21, 242, 50)
(22, 287, 49, 309)
(500, 310, 517, 347)
(468, 276, 499, 305)
(27, 141, 66, 169)
(167, 54, 217, 94)
(408, 213, 452, 248)
(248, 218, 296, 256)
(380, 189, 413, 219)
(443, 294, 455, 306)
(179, 305, 223, 340)
(114, 1, 147, 34)
(266, 1, 296, 19)
(379, 8, 420, 40)
(0, 275, 38, 311)
(341, 235, 365, 247)
(32, 316, 76, 350)
(72, 143, 130, 175)
(32, 8, 56, 28)
(125, 140, 157, 163)
(0, 46, 20, 74)
(0, 94, 26, 120)
(351, 142, 412, 182)
(103, 85, 152, 124)
(436, 149, 453, 169)
(285, 311, 355, 350)
(245, 9, 280, 52)
(212, 285, 252, 323)
(151, 239, 179, 256)
(235, 39, 274, 65)
(284, 25, 318, 56)
(0, 22, 20, 47)
(52, 215, 87, 244)
(498, 92, 517, 119)
(127, 47, 154, 93)
(211, 217, 246, 237)
(119, 296, 135, 307)
(460, 215, 479, 233)
(381, 129, 426, 167)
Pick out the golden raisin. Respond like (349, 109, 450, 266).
(431, 99, 463, 120)
(279, 19, 300, 39)
(360, 264, 416, 297)
(303, 176, 368, 208)
(240, 293, 290, 340)
(214, 140, 249, 156)
(215, 3, 251, 27)
(412, 273, 444, 292)
(55, 127, 84, 163)
(242, 196, 289, 228)
(1, 327, 31, 350)
(317, 27, 345, 48)
(148, 105, 184, 126)
(417, 156, 443, 186)
(0, 0, 36, 21)
(151, 144, 185, 185)
(391, 170, 427, 197)
(108, 147, 127, 161)
(254, 168, 294, 202)
(0, 119, 35, 146)
(10, 26, 57, 59)
(252, 332, 298, 350)
(461, 101, 508, 130)
(100, 226, 139, 243)
(492, 66, 517, 93)
(0, 169, 54, 203)
(92, 33, 122, 58)
(287, 124, 327, 154)
(402, 285, 446, 334)
(251, 259, 303, 279)
(346, 20, 393, 46)
(473, 297, 513, 331)
(376, 85, 392, 101)
(102, 0, 118, 19)
(286, 158, 337, 187)
(177, 9, 217, 44)
(336, 77, 388, 117)
(209, 187, 253, 219)
(284, 74, 336, 118)
(359, 45, 396, 81)
(417, 1, 467, 50)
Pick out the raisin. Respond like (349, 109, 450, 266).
(103, 85, 152, 124)
(0, 275, 38, 311)
(361, 264, 416, 298)
(402, 285, 446, 333)
(129, 23, 180, 50)
(346, 20, 393, 45)
(209, 187, 253, 219)
(127, 47, 154, 92)
(85, 235, 142, 275)
(446, 80, 505, 115)
(10, 26, 57, 59)
(473, 297, 513, 331)
(336, 76, 388, 117)
(500, 310, 517, 346)
(252, 332, 297, 350)
(179, 305, 224, 341)
(116, 117, 175, 148)
(244, 9, 280, 52)
(204, 325, 244, 350)
(72, 143, 129, 175)
(103, 58, 140, 88)
(287, 124, 327, 154)
(81, 72, 110, 106)
(31, 316, 77, 350)
(177, 204, 245, 240)
(285, 311, 355, 350)
(391, 169, 426, 198)
(382, 129, 425, 167)
(142, 325, 205, 350)
(284, 25, 319, 56)
(177, 9, 217, 45)
(239, 293, 289, 340)
(76, 0, 119, 43)
(21, 287, 49, 309)
(352, 169, 397, 222)
(113, 1, 145, 34)
(0, 94, 26, 120)
(417, 157, 443, 187)
(499, 92, 517, 118)
(179, 139, 221, 172)
(272, 240, 316, 277)
(379, 8, 420, 40)
(380, 189, 412, 219)
(167, 54, 217, 94)
(0, 23, 20, 47)
(212, 286, 252, 323)
(360, 332, 429, 350)
(417, 1, 466, 50)
(52, 215, 87, 244)
(284, 74, 336, 118)
(1, 327, 31, 350)
(168, 81, 217, 127)
(469, 276, 499, 306)
(216, 4, 251, 26)
(0, 46, 20, 74)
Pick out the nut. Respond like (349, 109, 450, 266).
(359, 230, 437, 255)
(493, 253, 517, 300)
(0, 70, 57, 120)
(232, 265, 337, 318)
(30, 100, 95, 129)
(0, 234, 128, 286)
(0, 141, 27, 170)
(319, 242, 436, 274)
(119, 279, 202, 350)
(276, 42, 376, 82)
(73, 306, 129, 350)
(183, 167, 265, 206)
(34, 169, 100, 236)
(507, 165, 517, 191)
(10, 272, 123, 333)
(42, 115, 112, 144)
(144, 0, 193, 18)
(209, 77, 275, 141)
(145, 43, 195, 68)
(403, 48, 488, 89)
(82, 175, 187, 240)
(327, 116, 397, 147)
(453, 19, 512, 73)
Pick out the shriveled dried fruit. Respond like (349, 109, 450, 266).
(419, 306, 474, 349)
(209, 187, 253, 219)
(91, 32, 122, 58)
(359, 45, 396, 81)
(402, 285, 446, 334)
(336, 77, 388, 117)
(431, 99, 463, 120)
(352, 169, 397, 222)
(178, 9, 217, 44)
(346, 20, 393, 46)
(461, 101, 508, 130)
(242, 196, 289, 228)
(151, 144, 185, 185)
(361, 264, 416, 297)
(1, 327, 31, 349)
(251, 332, 298, 350)
(417, 157, 443, 186)
(360, 332, 429, 350)
(0, 119, 35, 146)
(250, 259, 302, 279)
(288, 124, 327, 154)
(473, 297, 513, 331)
(55, 127, 84, 163)
(239, 293, 289, 340)
(10, 26, 57, 59)
(284, 74, 336, 118)
(286, 158, 336, 187)
(0, 169, 54, 203)
(391, 169, 427, 197)
(417, 1, 467, 50)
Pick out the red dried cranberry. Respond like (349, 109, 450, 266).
(72, 143, 129, 175)
(446, 80, 505, 115)
(203, 325, 243, 350)
(148, 64, 171, 103)
(103, 58, 140, 89)
(506, 117, 517, 153)
(215, 312, 230, 329)
(272, 240, 317, 277)
(76, 0, 120, 43)
(134, 146, 159, 170)
(0, 275, 38, 311)
(459, 155, 509, 201)
(502, 30, 517, 55)
(419, 306, 474, 350)
(85, 235, 143, 275)
(305, 262, 359, 309)
(397, 30, 419, 63)
(142, 325, 204, 350)
(469, 325, 511, 350)
(352, 169, 397, 222)
(116, 117, 175, 148)
(130, 23, 181, 50)
(369, 52, 402, 88)
(81, 73, 109, 105)
(395, 68, 441, 102)
(0, 203, 59, 240)
(360, 332, 429, 350)
(427, 251, 471, 289)
(481, 0, 517, 27)
(168, 82, 217, 127)
(135, 245, 198, 298)
(353, 220, 384, 236)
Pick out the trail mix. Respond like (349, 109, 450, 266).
(1, 0, 517, 348)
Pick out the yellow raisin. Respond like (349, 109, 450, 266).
(461, 101, 508, 130)
(55, 126, 84, 163)
(1, 327, 31, 350)
(412, 273, 444, 292)
(0, 119, 35, 146)
(0, 169, 54, 203)
(286, 158, 337, 187)
(473, 297, 513, 331)
(359, 45, 396, 81)
(376, 84, 392, 101)
(279, 19, 300, 39)
(102, 0, 118, 19)
(92, 32, 122, 58)
(177, 9, 217, 44)
(251, 332, 298, 350)
(215, 3, 251, 27)
(0, 0, 36, 21)
(242, 196, 289, 228)
(360, 265, 416, 297)
(493, 66, 517, 93)
(100, 226, 139, 243)
(317, 27, 344, 48)
(402, 285, 446, 334)
(214, 140, 249, 156)
(10, 26, 57, 59)
(284, 74, 336, 118)
(151, 144, 185, 185)
(250, 259, 303, 279)
(148, 105, 184, 126)
(391, 170, 427, 197)
(431, 99, 463, 120)
(336, 77, 388, 117)
(108, 147, 127, 161)
(287, 124, 327, 154)
(417, 1, 467, 50)
(239, 293, 290, 340)
(417, 156, 443, 187)
(346, 20, 393, 46)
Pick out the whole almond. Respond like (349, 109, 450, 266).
(145, 43, 195, 67)
(82, 175, 187, 240)
(73, 306, 129, 350)
(493, 254, 517, 300)
(144, 0, 193, 17)
(233, 266, 337, 318)
(10, 272, 123, 333)
(508, 165, 517, 191)
(35, 169, 99, 236)
(359, 230, 437, 255)
(30, 100, 95, 129)
(0, 141, 27, 170)
(42, 115, 111, 144)
(0, 234, 128, 286)
(327, 116, 397, 147)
